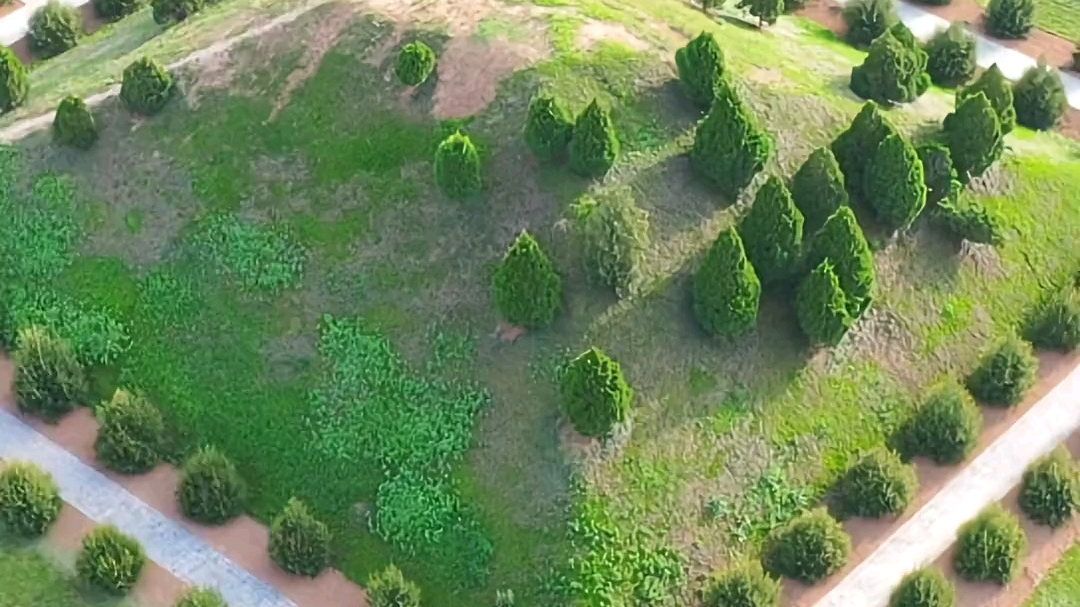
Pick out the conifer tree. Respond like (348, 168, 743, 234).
(693, 229, 761, 338)
(738, 176, 804, 285)
(849, 28, 930, 105)
(691, 79, 774, 199)
(830, 102, 898, 199)
(737, 0, 783, 26)
(806, 207, 875, 318)
(790, 147, 849, 235)
(491, 231, 563, 329)
(675, 32, 726, 110)
(434, 131, 482, 199)
(524, 96, 574, 162)
(958, 64, 1016, 134)
(1012, 63, 1068, 131)
(0, 47, 28, 113)
(943, 91, 1004, 182)
(796, 260, 852, 347)
(864, 134, 927, 231)
(569, 100, 620, 178)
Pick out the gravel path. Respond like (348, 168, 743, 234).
(0, 408, 300, 607)
(813, 362, 1080, 607)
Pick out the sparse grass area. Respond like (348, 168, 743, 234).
(0, 539, 115, 607)
(1024, 540, 1080, 606)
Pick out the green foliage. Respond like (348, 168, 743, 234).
(805, 206, 876, 319)
(524, 96, 574, 162)
(269, 498, 332, 577)
(174, 587, 228, 607)
(953, 505, 1026, 584)
(0, 47, 28, 113)
(94, 0, 143, 20)
(790, 147, 848, 235)
(491, 230, 563, 329)
(434, 130, 482, 199)
(986, 0, 1035, 39)
(395, 41, 436, 86)
(965, 336, 1037, 407)
(1019, 447, 1080, 528)
(895, 382, 982, 465)
(761, 508, 851, 584)
(849, 28, 931, 105)
(693, 229, 761, 338)
(151, 0, 203, 24)
(831, 102, 898, 198)
(842, 0, 898, 47)
(1012, 64, 1068, 131)
(76, 525, 146, 594)
(926, 24, 977, 88)
(559, 347, 634, 438)
(177, 446, 247, 525)
(944, 92, 1004, 181)
(119, 57, 174, 116)
(573, 187, 650, 299)
(368, 564, 422, 607)
(0, 462, 62, 538)
(835, 447, 918, 518)
(569, 100, 620, 178)
(958, 64, 1016, 134)
(738, 176, 804, 285)
(675, 32, 726, 110)
(863, 134, 927, 230)
(1025, 287, 1080, 351)
(888, 568, 956, 607)
(931, 195, 1004, 245)
(796, 260, 852, 347)
(736, 0, 783, 26)
(52, 96, 98, 150)
(14, 326, 88, 423)
(703, 562, 780, 607)
(192, 214, 306, 294)
(28, 1, 82, 59)
(94, 389, 165, 475)
(917, 143, 961, 206)
(691, 80, 774, 199)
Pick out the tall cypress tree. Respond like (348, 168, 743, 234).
(796, 260, 852, 347)
(943, 92, 1004, 182)
(738, 176, 804, 285)
(675, 32, 726, 110)
(693, 229, 761, 338)
(690, 79, 774, 200)
(958, 64, 1016, 134)
(790, 147, 849, 235)
(569, 100, 620, 178)
(806, 207, 875, 319)
(830, 102, 898, 199)
(864, 134, 927, 231)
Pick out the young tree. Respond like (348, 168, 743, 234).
(53, 95, 98, 150)
(842, 0, 898, 48)
(926, 24, 977, 88)
(889, 569, 956, 607)
(917, 143, 961, 206)
(76, 526, 146, 594)
(573, 188, 650, 299)
(986, 0, 1035, 39)
(693, 229, 761, 338)
(569, 100, 620, 178)
(269, 498, 332, 577)
(28, 1, 82, 59)
(805, 207, 875, 318)
(958, 64, 1016, 133)
(849, 28, 930, 105)
(368, 565, 421, 607)
(835, 447, 918, 518)
(559, 347, 634, 438)
(0, 47, 28, 114)
(761, 509, 851, 584)
(896, 382, 983, 465)
(737, 0, 783, 26)
(864, 134, 927, 231)
(790, 147, 849, 235)
(95, 389, 165, 475)
(395, 41, 436, 86)
(1019, 447, 1080, 528)
(954, 505, 1027, 584)
(93, 0, 143, 20)
(691, 80, 774, 199)
(966, 336, 1038, 407)
(14, 326, 88, 423)
(704, 562, 780, 607)
(738, 176, 804, 285)
(524, 96, 574, 162)
(0, 462, 62, 538)
(151, 0, 203, 24)
(434, 131, 482, 199)
(120, 57, 174, 116)
(675, 32, 726, 110)
(491, 230, 563, 329)
(177, 446, 247, 525)
(830, 102, 898, 199)
(796, 260, 853, 347)
(943, 92, 1004, 182)
(1012, 63, 1068, 131)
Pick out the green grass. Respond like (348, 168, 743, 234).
(1032, 0, 1080, 42)
(1025, 541, 1080, 607)
(0, 540, 117, 607)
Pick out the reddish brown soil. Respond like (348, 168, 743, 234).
(796, 0, 848, 37)
(495, 320, 526, 343)
(6, 4, 107, 65)
(0, 0, 24, 20)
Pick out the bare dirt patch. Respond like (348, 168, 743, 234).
(267, 3, 356, 122)
(361, 0, 504, 36)
(433, 35, 547, 119)
(796, 0, 848, 38)
(577, 19, 649, 52)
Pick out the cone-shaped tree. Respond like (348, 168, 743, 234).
(269, 498, 332, 577)
(791, 147, 848, 236)
(917, 143, 961, 206)
(737, 0, 783, 26)
(864, 134, 927, 231)
(395, 41, 436, 86)
(958, 64, 1015, 134)
(1012, 63, 1068, 131)
(53, 95, 97, 149)
(491, 230, 563, 329)
(831, 102, 898, 199)
(738, 176, 804, 285)
(675, 31, 726, 110)
(569, 100, 620, 178)
(693, 229, 761, 338)
(524, 96, 574, 162)
(806, 207, 875, 319)
(0, 47, 28, 113)
(434, 131, 482, 200)
(926, 24, 977, 88)
(560, 346, 634, 438)
(849, 29, 930, 105)
(796, 260, 852, 347)
(704, 562, 780, 607)
(943, 92, 1004, 182)
(691, 79, 774, 199)
(986, 0, 1034, 39)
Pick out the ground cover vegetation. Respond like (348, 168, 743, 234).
(1025, 539, 1080, 607)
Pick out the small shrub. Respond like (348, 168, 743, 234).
(675, 31, 726, 110)
(491, 230, 563, 329)
(931, 195, 1004, 245)
(573, 187, 650, 299)
(736, 0, 783, 26)
(796, 260, 852, 347)
(863, 133, 927, 231)
(790, 147, 849, 235)
(1025, 288, 1080, 351)
(831, 101, 899, 198)
(888, 568, 956, 607)
(177, 445, 247, 525)
(896, 382, 982, 464)
(917, 143, 961, 206)
(944, 92, 1004, 182)
(174, 587, 228, 607)
(703, 562, 780, 607)
(29, 1, 82, 59)
(0, 462, 63, 538)
(14, 326, 88, 423)
(396, 41, 436, 86)
(1012, 64, 1067, 131)
(95, 389, 165, 475)
(926, 24, 977, 88)
(1019, 447, 1080, 527)
(569, 100, 620, 178)
(842, 0, 898, 48)
(434, 131, 482, 199)
(269, 498, 332, 577)
(966, 336, 1037, 407)
(693, 229, 761, 338)
(986, 0, 1034, 39)
(120, 57, 174, 116)
(53, 95, 98, 150)
(76, 525, 146, 594)
(560, 347, 633, 438)
(151, 0, 203, 24)
(836, 447, 918, 518)
(953, 505, 1026, 584)
(524, 96, 574, 162)
(691, 79, 774, 199)
(368, 564, 421, 607)
(849, 28, 931, 106)
(738, 176, 804, 285)
(761, 508, 851, 584)
(0, 47, 28, 113)
(94, 0, 143, 20)
(805, 207, 876, 319)
(958, 64, 1015, 133)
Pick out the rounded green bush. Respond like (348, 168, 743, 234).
(953, 505, 1026, 584)
(151, 0, 204, 24)
(842, 0, 898, 48)
(790, 146, 849, 236)
(888, 568, 956, 607)
(675, 31, 726, 110)
(761, 508, 851, 584)
(943, 92, 1004, 182)
(1025, 288, 1080, 352)
(836, 447, 918, 518)
(434, 131, 482, 200)
(0, 462, 63, 538)
(958, 64, 1016, 134)
(524, 96, 574, 162)
(693, 229, 761, 339)
(177, 445, 247, 525)
(737, 176, 803, 285)
(29, 1, 82, 59)
(53, 95, 98, 150)
(395, 41, 436, 87)
(174, 587, 228, 607)
(367, 564, 421, 607)
(0, 47, 28, 114)
(1019, 447, 1079, 528)
(965, 336, 1037, 407)
(926, 24, 976, 88)
(569, 100, 620, 178)
(491, 230, 563, 329)
(691, 79, 773, 199)
(704, 562, 780, 607)
(1012, 64, 1067, 131)
(986, 0, 1034, 39)
(559, 347, 633, 438)
(896, 382, 982, 465)
(796, 260, 852, 347)
(849, 28, 931, 106)
(95, 389, 165, 475)
(76, 525, 146, 594)
(94, 0, 143, 20)
(120, 57, 174, 116)
(269, 498, 332, 577)
(14, 326, 88, 423)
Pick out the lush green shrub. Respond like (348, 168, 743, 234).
(790, 147, 849, 235)
(831, 102, 898, 198)
(691, 79, 774, 199)
(434, 131, 482, 199)
(953, 505, 1026, 584)
(761, 508, 851, 584)
(917, 143, 960, 206)
(569, 100, 620, 178)
(524, 96, 574, 162)
(986, 0, 1034, 39)
(842, 0, 898, 47)
(966, 337, 1037, 407)
(0, 47, 28, 114)
(958, 64, 1016, 134)
(151, 0, 203, 24)
(368, 564, 422, 607)
(29, 1, 81, 59)
(573, 187, 650, 299)
(736, 0, 783, 26)
(174, 587, 228, 607)
(888, 568, 956, 607)
(926, 24, 977, 88)
(944, 92, 1003, 182)
(14, 326, 88, 423)
(120, 57, 174, 116)
(864, 134, 927, 231)
(269, 498, 332, 577)
(836, 447, 918, 518)
(52, 95, 98, 150)
(559, 347, 634, 438)
(95, 389, 165, 475)
(1019, 447, 1080, 528)
(395, 41, 436, 86)
(849, 27, 931, 105)
(796, 260, 852, 347)
(0, 462, 62, 538)
(491, 230, 563, 329)
(94, 0, 142, 20)
(704, 562, 780, 607)
(1025, 288, 1080, 351)
(76, 525, 146, 594)
(931, 195, 1004, 245)
(1012, 64, 1067, 131)
(675, 32, 726, 110)
(738, 176, 804, 285)
(177, 445, 247, 525)
(896, 382, 982, 464)
(693, 229, 761, 338)
(805, 207, 876, 319)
